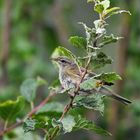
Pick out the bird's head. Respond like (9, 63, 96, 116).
(51, 56, 74, 68)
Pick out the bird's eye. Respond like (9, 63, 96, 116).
(61, 60, 66, 63)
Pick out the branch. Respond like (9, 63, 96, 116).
(27, 91, 55, 117)
(0, 120, 23, 137)
(0, 91, 56, 136)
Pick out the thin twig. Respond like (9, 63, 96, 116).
(4, 120, 8, 131)
(0, 120, 23, 136)
(30, 101, 34, 110)
(0, 91, 56, 136)
(27, 91, 55, 118)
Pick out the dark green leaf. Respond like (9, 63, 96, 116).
(99, 34, 123, 47)
(69, 36, 87, 49)
(49, 79, 60, 88)
(91, 52, 112, 69)
(37, 102, 64, 115)
(20, 78, 47, 102)
(24, 118, 62, 139)
(94, 72, 122, 83)
(50, 119, 63, 138)
(0, 96, 24, 121)
(73, 116, 111, 136)
(45, 126, 61, 140)
(94, 4, 104, 13)
(23, 118, 47, 133)
(74, 94, 104, 114)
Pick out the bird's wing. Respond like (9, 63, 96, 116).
(99, 86, 131, 105)
(65, 66, 81, 82)
(80, 67, 96, 81)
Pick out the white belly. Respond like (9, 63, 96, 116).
(59, 71, 76, 89)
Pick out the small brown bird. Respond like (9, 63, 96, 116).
(51, 56, 131, 105)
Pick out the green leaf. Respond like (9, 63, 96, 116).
(69, 36, 87, 49)
(101, 0, 110, 10)
(79, 22, 96, 48)
(20, 79, 37, 102)
(61, 115, 76, 133)
(105, 7, 120, 15)
(73, 116, 111, 136)
(51, 46, 76, 60)
(91, 52, 112, 69)
(37, 76, 47, 86)
(45, 115, 110, 138)
(45, 126, 61, 140)
(74, 94, 104, 114)
(94, 20, 106, 34)
(94, 72, 122, 83)
(94, 20, 101, 29)
(80, 77, 97, 90)
(87, 0, 94, 3)
(49, 79, 60, 88)
(94, 4, 104, 13)
(0, 96, 24, 121)
(23, 117, 62, 140)
(106, 10, 131, 19)
(50, 119, 63, 139)
(48, 79, 61, 92)
(20, 78, 46, 102)
(23, 118, 47, 133)
(37, 102, 64, 115)
(99, 34, 123, 47)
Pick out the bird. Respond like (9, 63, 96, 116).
(51, 56, 131, 105)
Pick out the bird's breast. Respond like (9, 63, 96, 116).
(59, 70, 79, 89)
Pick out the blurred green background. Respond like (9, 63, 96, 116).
(0, 0, 140, 140)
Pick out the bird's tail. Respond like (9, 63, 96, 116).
(99, 86, 131, 105)
(78, 86, 131, 105)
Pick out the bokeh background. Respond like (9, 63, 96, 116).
(0, 0, 140, 140)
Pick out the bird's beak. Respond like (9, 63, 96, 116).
(50, 57, 59, 61)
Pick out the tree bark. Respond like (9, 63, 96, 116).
(109, 8, 131, 140)
(0, 0, 12, 86)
